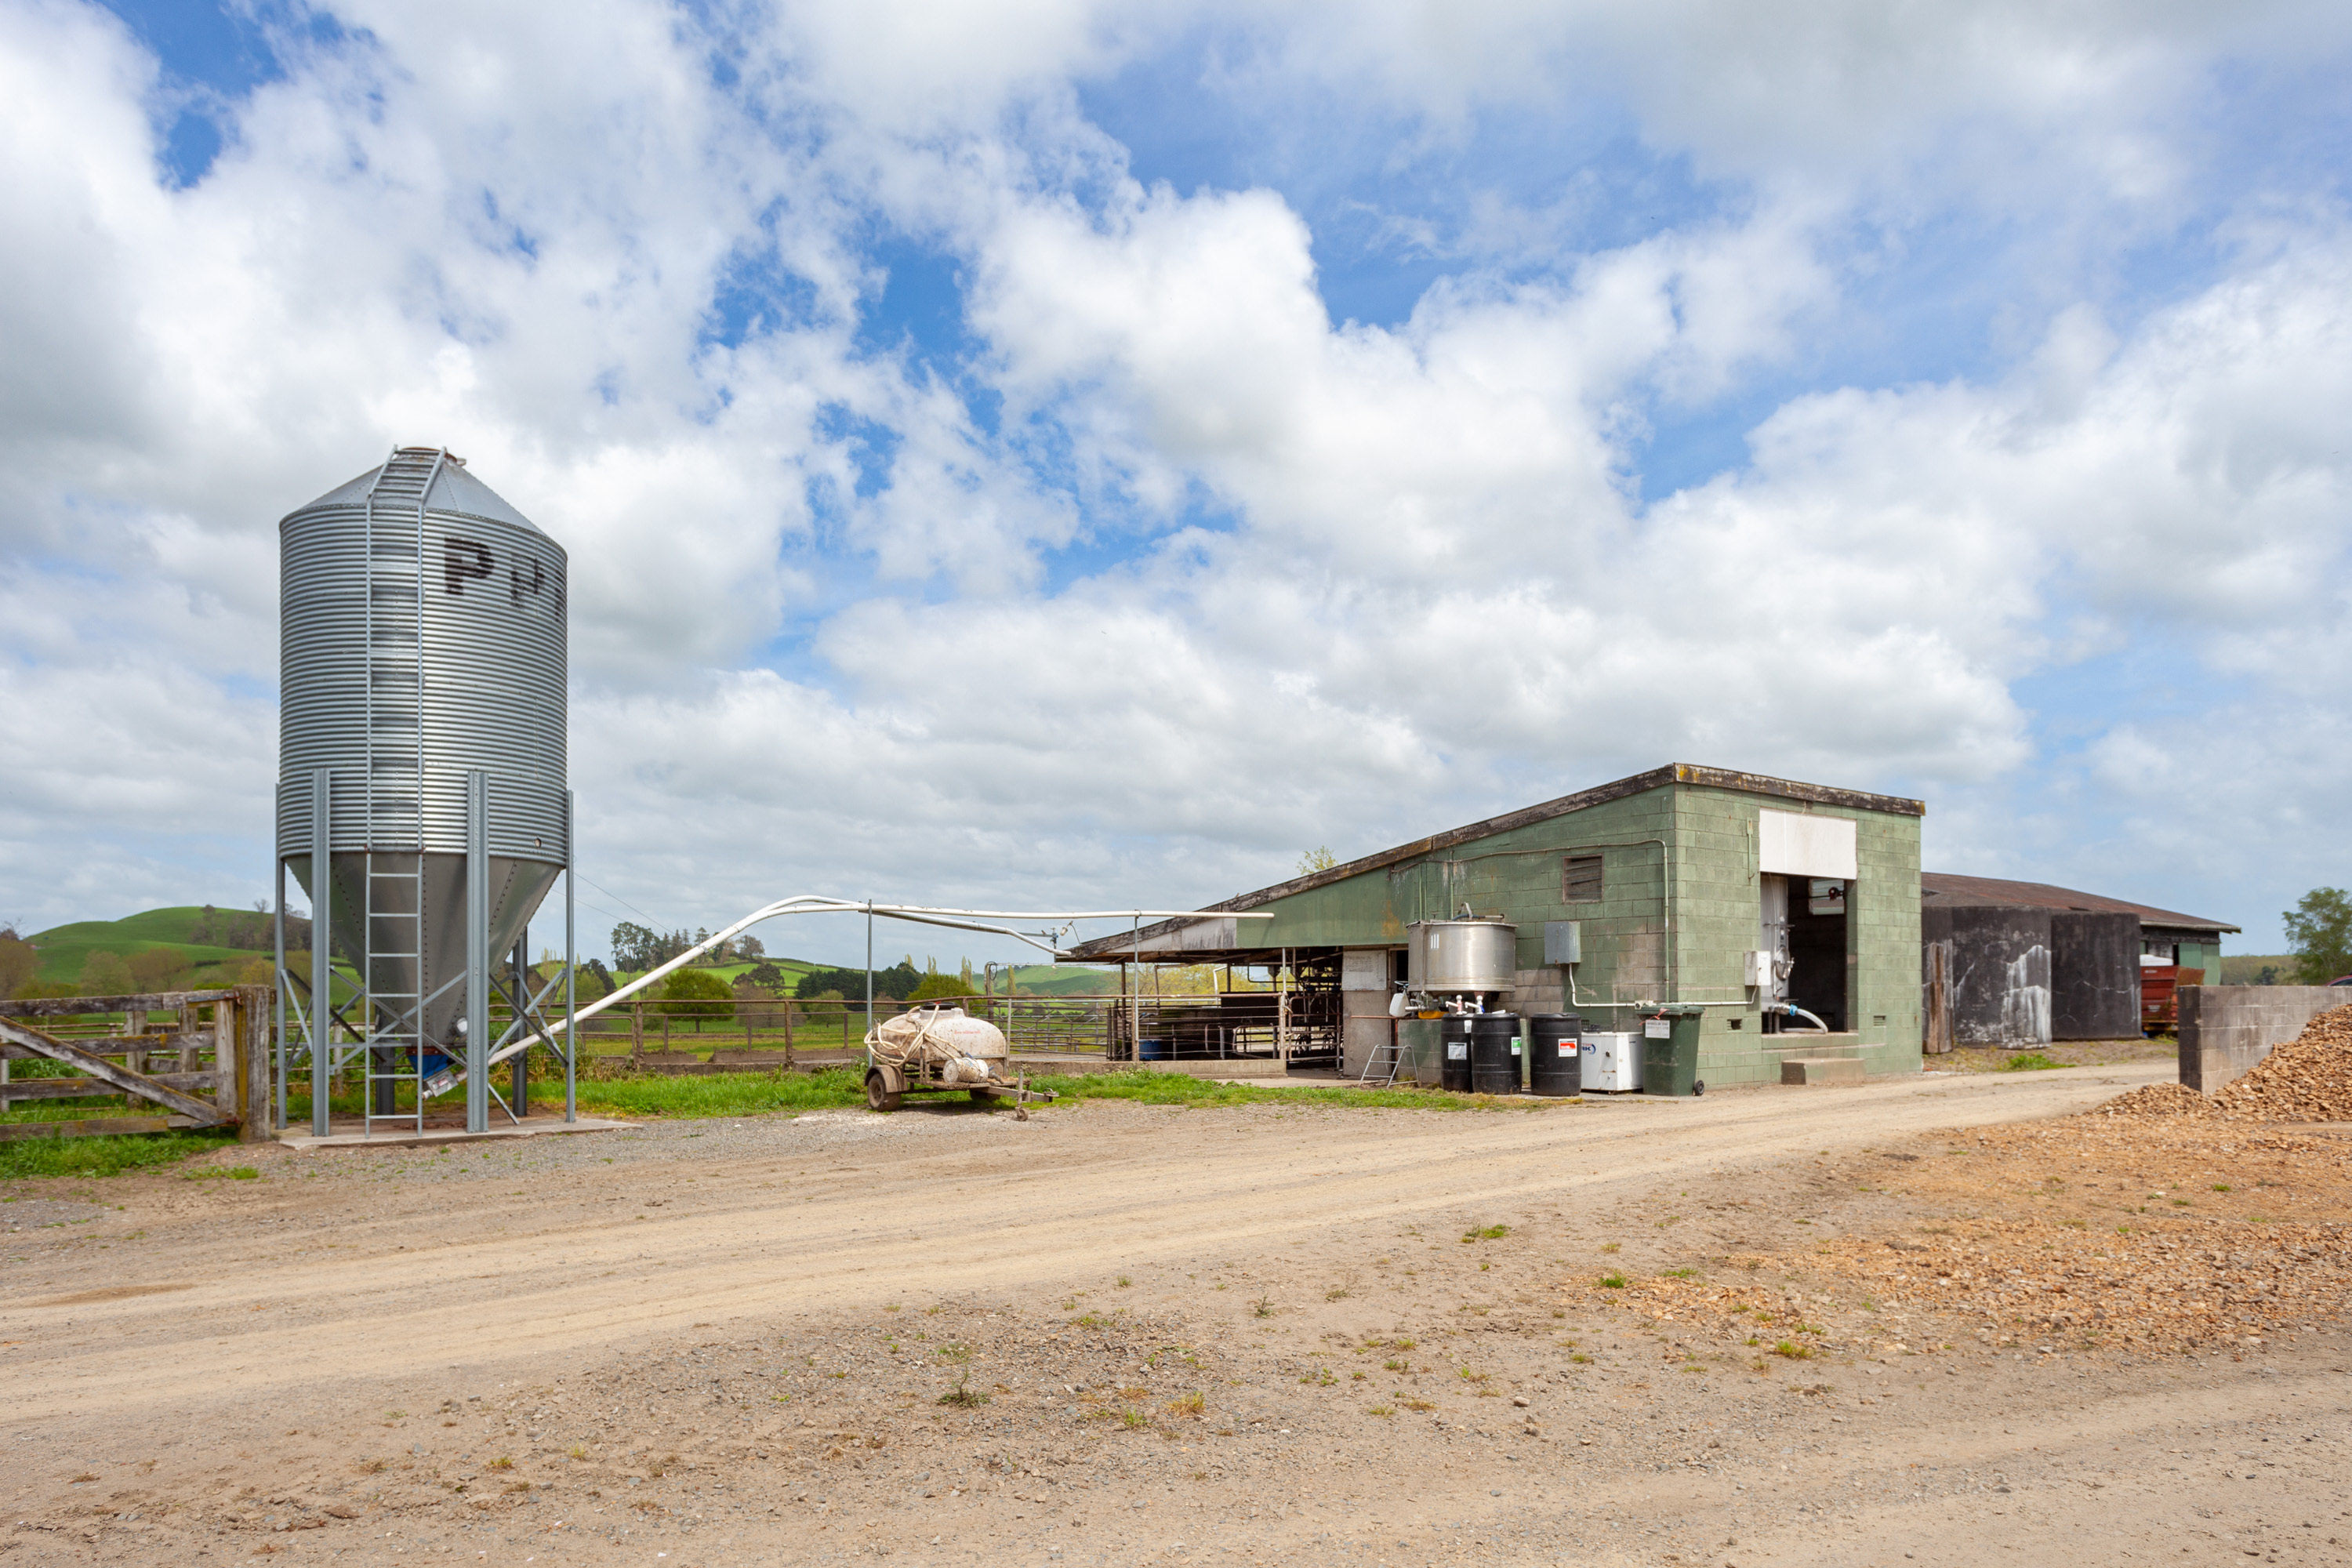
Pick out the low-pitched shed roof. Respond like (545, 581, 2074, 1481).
(1920, 873, 2238, 935)
(1068, 763, 1924, 960)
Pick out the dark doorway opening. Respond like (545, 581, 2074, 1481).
(1785, 878, 1849, 1031)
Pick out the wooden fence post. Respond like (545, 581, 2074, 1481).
(209, 993, 235, 1115)
(232, 985, 273, 1142)
(630, 999, 643, 1069)
(781, 1000, 795, 1069)
(1925, 944, 1953, 1056)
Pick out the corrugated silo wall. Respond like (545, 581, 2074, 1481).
(2050, 912, 2140, 1040)
(1946, 906, 2053, 1046)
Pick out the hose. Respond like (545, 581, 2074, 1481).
(477, 898, 1268, 1071)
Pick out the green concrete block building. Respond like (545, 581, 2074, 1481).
(1069, 763, 1926, 1085)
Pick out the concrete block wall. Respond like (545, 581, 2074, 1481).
(1387, 786, 1675, 1015)
(1341, 996, 1390, 1077)
(2179, 986, 2346, 1091)
(1675, 787, 1924, 1088)
(1850, 808, 1924, 1076)
(1672, 786, 1777, 1089)
(1214, 772, 1923, 1087)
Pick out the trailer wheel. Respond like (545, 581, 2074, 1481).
(865, 1071, 902, 1112)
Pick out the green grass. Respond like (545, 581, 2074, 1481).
(0, 1127, 241, 1180)
(573, 1068, 868, 1118)
(0, 1100, 145, 1123)
(1998, 1051, 2067, 1072)
(610, 956, 828, 989)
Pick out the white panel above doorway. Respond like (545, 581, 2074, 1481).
(1758, 810, 1857, 880)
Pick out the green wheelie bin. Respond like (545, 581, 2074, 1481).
(1640, 1005, 1706, 1097)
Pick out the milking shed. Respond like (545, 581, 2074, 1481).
(1066, 764, 1926, 1088)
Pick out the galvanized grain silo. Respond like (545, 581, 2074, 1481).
(276, 446, 571, 1135)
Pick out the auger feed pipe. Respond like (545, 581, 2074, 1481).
(479, 898, 1270, 1073)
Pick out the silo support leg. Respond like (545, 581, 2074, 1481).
(465, 771, 489, 1136)
(310, 771, 333, 1138)
(511, 936, 529, 1117)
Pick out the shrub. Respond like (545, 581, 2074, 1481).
(656, 967, 733, 1022)
(0, 927, 35, 996)
(129, 948, 191, 993)
(79, 950, 134, 996)
(907, 972, 976, 1003)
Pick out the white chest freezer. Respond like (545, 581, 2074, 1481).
(1579, 1031, 1642, 1093)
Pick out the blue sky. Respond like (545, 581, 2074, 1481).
(2, 0, 2348, 964)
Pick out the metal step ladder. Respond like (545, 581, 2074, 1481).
(1357, 1020, 1405, 1087)
(358, 447, 444, 1134)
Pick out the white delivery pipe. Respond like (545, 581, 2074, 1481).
(481, 898, 1269, 1071)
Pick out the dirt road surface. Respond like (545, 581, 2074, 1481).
(5, 1059, 2348, 1567)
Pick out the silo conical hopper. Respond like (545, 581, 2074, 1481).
(277, 447, 568, 1134)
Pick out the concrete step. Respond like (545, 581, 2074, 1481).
(1768, 1038, 1862, 1059)
(1780, 1055, 1866, 1086)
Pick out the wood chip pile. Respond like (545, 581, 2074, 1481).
(1572, 1116, 2351, 1356)
(2090, 1082, 2219, 1119)
(2212, 1002, 2352, 1120)
(2092, 1003, 2352, 1122)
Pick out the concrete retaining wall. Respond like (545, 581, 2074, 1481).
(2178, 987, 2346, 1091)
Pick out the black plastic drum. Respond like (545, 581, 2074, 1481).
(1439, 1016, 1475, 1092)
(1528, 1013, 1583, 1096)
(1469, 1012, 1522, 1095)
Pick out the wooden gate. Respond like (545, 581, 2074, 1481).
(0, 985, 272, 1143)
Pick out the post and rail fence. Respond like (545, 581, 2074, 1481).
(0, 973, 1338, 1142)
(0, 986, 273, 1143)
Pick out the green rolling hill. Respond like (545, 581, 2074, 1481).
(19, 906, 1106, 1002)
(26, 906, 282, 987)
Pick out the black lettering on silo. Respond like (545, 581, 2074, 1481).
(444, 536, 494, 595)
(510, 554, 546, 607)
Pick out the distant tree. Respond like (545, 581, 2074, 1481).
(234, 956, 275, 986)
(907, 972, 972, 1003)
(794, 960, 920, 1009)
(0, 926, 35, 996)
(80, 949, 134, 996)
(610, 922, 659, 971)
(2285, 887, 2352, 985)
(129, 948, 191, 993)
(190, 904, 278, 951)
(736, 935, 764, 961)
(1298, 846, 1338, 874)
(741, 961, 787, 990)
(657, 967, 733, 1028)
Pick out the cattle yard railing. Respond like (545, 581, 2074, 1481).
(0, 985, 273, 1143)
